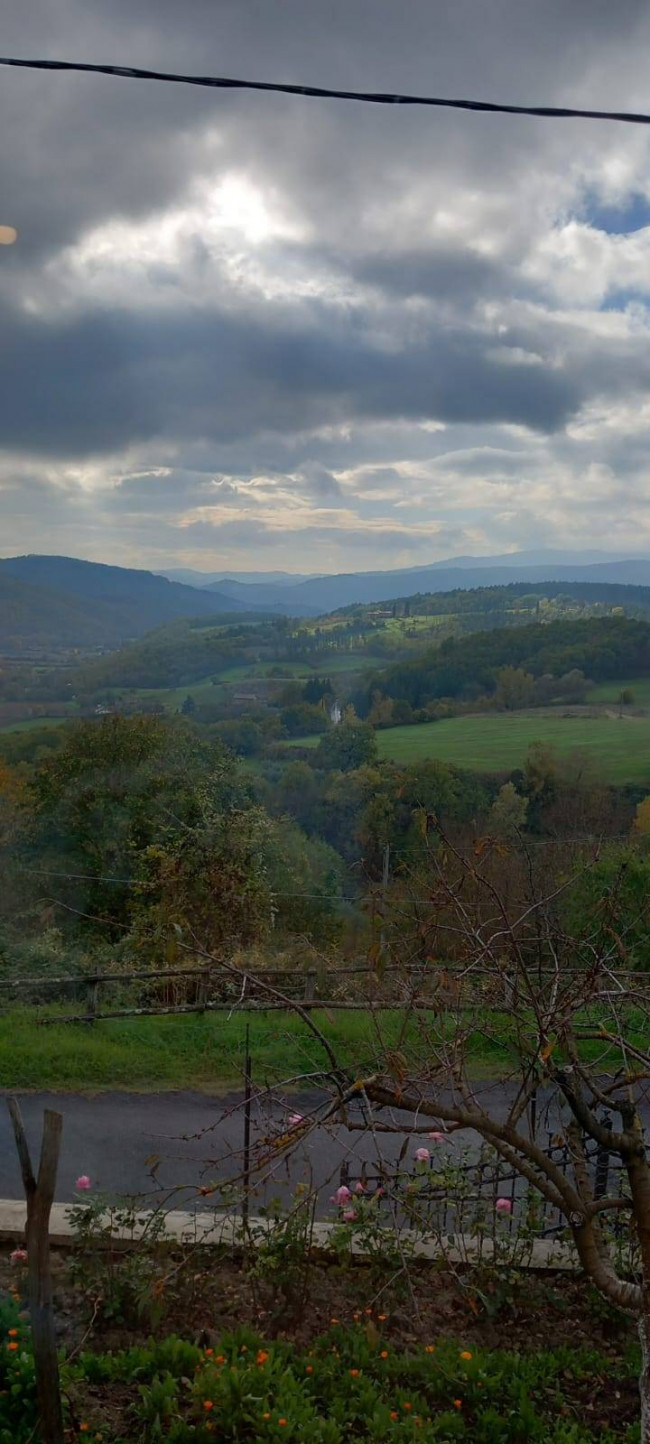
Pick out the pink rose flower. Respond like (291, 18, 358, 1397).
(428, 1132, 445, 1143)
(415, 1147, 430, 1163)
(75, 1175, 92, 1191)
(354, 1181, 365, 1194)
(10, 1248, 27, 1265)
(495, 1197, 512, 1215)
(375, 1187, 385, 1197)
(342, 1209, 358, 1222)
(288, 1114, 304, 1127)
(332, 1185, 352, 1205)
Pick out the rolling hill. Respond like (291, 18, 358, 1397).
(0, 555, 250, 654)
(5, 551, 650, 656)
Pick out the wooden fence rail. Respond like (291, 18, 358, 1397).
(3, 960, 649, 1027)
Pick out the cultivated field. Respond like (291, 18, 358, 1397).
(289, 708, 650, 782)
(375, 711, 650, 781)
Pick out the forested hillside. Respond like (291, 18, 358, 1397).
(0, 555, 250, 654)
(356, 616, 650, 712)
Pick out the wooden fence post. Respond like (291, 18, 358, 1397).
(86, 976, 100, 1025)
(8, 1099, 64, 1444)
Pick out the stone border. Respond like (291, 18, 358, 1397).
(0, 1200, 578, 1270)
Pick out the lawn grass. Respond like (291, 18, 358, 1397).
(0, 1006, 522, 1092)
(287, 709, 650, 782)
(0, 1007, 420, 1091)
(0, 1002, 644, 1092)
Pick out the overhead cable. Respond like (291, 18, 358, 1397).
(1, 56, 650, 126)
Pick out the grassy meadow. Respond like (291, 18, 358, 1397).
(288, 708, 650, 782)
(587, 676, 650, 706)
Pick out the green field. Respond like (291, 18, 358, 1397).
(288, 709, 650, 783)
(0, 712, 72, 734)
(377, 712, 650, 781)
(588, 677, 650, 706)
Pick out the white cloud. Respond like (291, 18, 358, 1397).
(4, 0, 650, 568)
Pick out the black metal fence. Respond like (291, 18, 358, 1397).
(339, 1121, 626, 1242)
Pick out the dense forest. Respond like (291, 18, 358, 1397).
(356, 616, 650, 713)
(2, 709, 650, 980)
(342, 578, 650, 621)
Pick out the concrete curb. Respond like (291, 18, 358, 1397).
(0, 1201, 578, 1270)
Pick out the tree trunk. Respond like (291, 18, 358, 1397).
(8, 1101, 64, 1444)
(640, 1315, 650, 1444)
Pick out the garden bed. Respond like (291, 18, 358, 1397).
(1, 1243, 641, 1441)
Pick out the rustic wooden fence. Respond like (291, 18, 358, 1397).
(1, 959, 649, 1024)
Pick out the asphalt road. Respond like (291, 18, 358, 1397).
(0, 1083, 573, 1214)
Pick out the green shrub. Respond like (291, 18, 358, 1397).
(0, 1295, 38, 1444)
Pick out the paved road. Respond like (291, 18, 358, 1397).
(0, 1083, 576, 1214)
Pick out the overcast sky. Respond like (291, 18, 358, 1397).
(3, 1, 650, 573)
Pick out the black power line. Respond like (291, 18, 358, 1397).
(1, 55, 650, 126)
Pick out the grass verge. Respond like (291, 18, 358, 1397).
(0, 1003, 645, 1092)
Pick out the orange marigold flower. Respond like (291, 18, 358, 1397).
(403, 1402, 412, 1411)
(378, 1313, 387, 1321)
(424, 1345, 435, 1354)
(240, 1345, 248, 1353)
(390, 1411, 398, 1422)
(380, 1350, 388, 1359)
(353, 1312, 361, 1322)
(205, 1347, 213, 1356)
(454, 1399, 462, 1409)
(460, 1350, 472, 1361)
(7, 1330, 18, 1338)
(263, 1412, 271, 1420)
(278, 1419, 287, 1427)
(7, 1343, 18, 1353)
(330, 1317, 339, 1325)
(364, 1308, 372, 1315)
(216, 1355, 225, 1364)
(257, 1350, 270, 1366)
(350, 1368, 360, 1377)
(305, 1365, 313, 1374)
(203, 1400, 214, 1412)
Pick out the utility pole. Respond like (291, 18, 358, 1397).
(379, 842, 390, 962)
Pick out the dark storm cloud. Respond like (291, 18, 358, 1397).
(4, 0, 650, 562)
(0, 291, 582, 460)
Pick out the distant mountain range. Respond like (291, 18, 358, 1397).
(161, 567, 323, 588)
(3, 550, 650, 654)
(201, 553, 650, 615)
(0, 555, 250, 654)
(160, 549, 650, 615)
